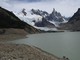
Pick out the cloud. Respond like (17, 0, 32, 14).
(0, 0, 64, 3)
(2, 0, 51, 3)
(0, 0, 80, 17)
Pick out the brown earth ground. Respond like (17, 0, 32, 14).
(0, 28, 27, 41)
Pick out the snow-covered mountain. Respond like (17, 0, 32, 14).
(45, 8, 68, 27)
(14, 9, 42, 26)
(13, 8, 68, 31)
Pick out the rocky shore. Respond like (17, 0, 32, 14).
(0, 43, 64, 60)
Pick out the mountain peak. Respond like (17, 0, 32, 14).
(46, 8, 65, 22)
(78, 8, 80, 12)
(77, 8, 80, 14)
(21, 8, 27, 16)
(31, 9, 48, 17)
(52, 8, 56, 14)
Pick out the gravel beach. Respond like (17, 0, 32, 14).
(0, 44, 63, 60)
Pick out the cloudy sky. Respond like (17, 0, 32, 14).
(0, 0, 80, 17)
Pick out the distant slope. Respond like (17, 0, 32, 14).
(68, 8, 80, 24)
(60, 8, 80, 31)
(67, 8, 80, 31)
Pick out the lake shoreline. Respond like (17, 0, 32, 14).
(0, 34, 27, 42)
(0, 31, 65, 60)
(0, 43, 63, 60)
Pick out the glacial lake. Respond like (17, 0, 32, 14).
(8, 32, 80, 60)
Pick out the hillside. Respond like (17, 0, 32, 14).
(59, 8, 80, 31)
(0, 7, 40, 34)
(67, 8, 80, 31)
(0, 7, 41, 41)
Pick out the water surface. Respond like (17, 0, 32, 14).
(8, 32, 80, 60)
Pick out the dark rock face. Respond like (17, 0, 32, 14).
(35, 18, 55, 28)
(21, 8, 27, 16)
(0, 7, 40, 34)
(31, 9, 49, 17)
(46, 8, 64, 22)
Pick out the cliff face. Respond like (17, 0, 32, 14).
(0, 7, 40, 34)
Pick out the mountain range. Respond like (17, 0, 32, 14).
(0, 7, 80, 32)
(15, 8, 68, 31)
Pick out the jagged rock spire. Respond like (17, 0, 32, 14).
(22, 8, 27, 16)
(52, 8, 56, 14)
(77, 8, 80, 14)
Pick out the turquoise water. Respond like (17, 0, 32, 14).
(8, 32, 80, 60)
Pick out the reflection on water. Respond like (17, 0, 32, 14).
(8, 32, 80, 60)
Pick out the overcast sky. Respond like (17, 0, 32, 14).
(0, 0, 80, 17)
